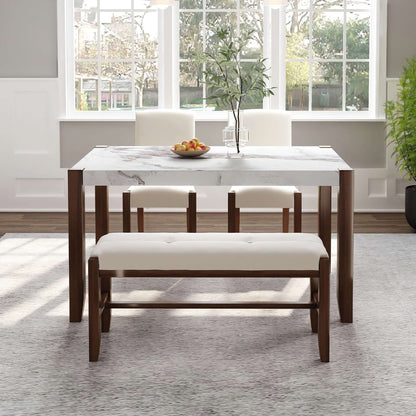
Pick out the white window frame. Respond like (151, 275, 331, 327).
(61, 0, 386, 121)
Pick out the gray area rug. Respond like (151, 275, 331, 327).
(0, 233, 415, 416)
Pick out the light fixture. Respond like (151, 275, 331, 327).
(150, 0, 174, 8)
(263, 0, 288, 8)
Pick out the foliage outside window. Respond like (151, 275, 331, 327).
(286, 0, 371, 112)
(74, 0, 158, 111)
(71, 0, 377, 114)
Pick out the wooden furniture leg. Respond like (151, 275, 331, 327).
(282, 208, 289, 232)
(95, 186, 111, 332)
(318, 186, 332, 261)
(68, 169, 85, 322)
(310, 277, 318, 333)
(228, 192, 237, 232)
(137, 208, 144, 232)
(187, 191, 197, 232)
(294, 192, 302, 232)
(338, 170, 354, 323)
(318, 256, 330, 362)
(88, 256, 101, 362)
(122, 191, 131, 232)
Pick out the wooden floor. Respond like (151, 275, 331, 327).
(0, 212, 414, 238)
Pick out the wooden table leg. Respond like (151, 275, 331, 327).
(338, 170, 354, 323)
(95, 186, 111, 332)
(68, 169, 85, 322)
(318, 186, 332, 260)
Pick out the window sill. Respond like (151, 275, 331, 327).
(59, 112, 386, 123)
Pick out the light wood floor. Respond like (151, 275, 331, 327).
(0, 212, 414, 238)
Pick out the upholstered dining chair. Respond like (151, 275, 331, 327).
(123, 110, 197, 233)
(228, 109, 302, 233)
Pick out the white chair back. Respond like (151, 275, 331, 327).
(135, 110, 195, 146)
(243, 110, 292, 146)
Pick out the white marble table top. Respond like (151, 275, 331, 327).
(71, 146, 352, 187)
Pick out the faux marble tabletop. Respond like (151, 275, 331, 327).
(71, 146, 352, 186)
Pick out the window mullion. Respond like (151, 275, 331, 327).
(342, 0, 347, 112)
(131, 0, 136, 112)
(308, 3, 313, 112)
(263, 6, 271, 109)
(97, 0, 102, 111)
(202, 0, 207, 110)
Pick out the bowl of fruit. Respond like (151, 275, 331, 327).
(171, 139, 210, 157)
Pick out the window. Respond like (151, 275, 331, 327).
(68, 0, 385, 117)
(286, 0, 373, 112)
(179, 0, 264, 110)
(73, 0, 158, 111)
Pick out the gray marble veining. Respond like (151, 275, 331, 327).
(71, 146, 352, 187)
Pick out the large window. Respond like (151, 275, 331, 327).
(179, 0, 263, 110)
(74, 0, 158, 111)
(286, 0, 372, 112)
(69, 0, 385, 116)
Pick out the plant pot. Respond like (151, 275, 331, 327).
(405, 185, 416, 229)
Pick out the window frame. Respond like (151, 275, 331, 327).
(62, 0, 387, 121)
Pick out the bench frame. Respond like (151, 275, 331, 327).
(89, 256, 330, 363)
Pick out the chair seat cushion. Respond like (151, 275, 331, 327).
(230, 186, 299, 208)
(91, 233, 328, 271)
(128, 186, 195, 208)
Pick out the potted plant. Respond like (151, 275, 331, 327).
(385, 55, 416, 229)
(202, 26, 275, 154)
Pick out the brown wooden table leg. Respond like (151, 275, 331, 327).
(68, 169, 85, 322)
(338, 170, 354, 323)
(318, 186, 332, 260)
(95, 186, 111, 332)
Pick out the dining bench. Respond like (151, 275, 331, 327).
(88, 232, 330, 362)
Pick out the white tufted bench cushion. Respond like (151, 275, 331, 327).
(90, 232, 328, 271)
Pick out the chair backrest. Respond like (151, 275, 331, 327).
(243, 110, 292, 146)
(135, 110, 195, 146)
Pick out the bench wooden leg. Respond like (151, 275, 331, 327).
(187, 191, 197, 232)
(310, 277, 318, 333)
(101, 277, 111, 332)
(89, 257, 101, 362)
(318, 257, 330, 362)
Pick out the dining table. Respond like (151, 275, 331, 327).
(68, 145, 354, 324)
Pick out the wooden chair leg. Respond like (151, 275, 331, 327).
(187, 191, 197, 232)
(137, 208, 144, 232)
(88, 257, 101, 362)
(228, 192, 237, 232)
(101, 277, 111, 332)
(294, 192, 302, 232)
(122, 191, 131, 232)
(310, 277, 319, 333)
(282, 208, 289, 232)
(235, 208, 240, 232)
(318, 257, 330, 362)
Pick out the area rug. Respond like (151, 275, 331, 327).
(0, 233, 415, 415)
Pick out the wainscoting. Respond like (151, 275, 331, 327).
(0, 79, 413, 213)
